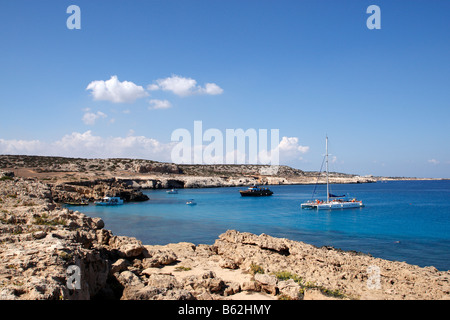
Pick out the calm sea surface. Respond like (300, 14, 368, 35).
(74, 180, 450, 270)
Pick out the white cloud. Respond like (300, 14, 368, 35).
(54, 131, 175, 161)
(278, 137, 310, 157)
(0, 138, 44, 155)
(428, 159, 440, 165)
(86, 75, 148, 103)
(219, 136, 309, 165)
(147, 84, 160, 91)
(148, 75, 223, 96)
(199, 83, 224, 95)
(53, 131, 104, 152)
(148, 75, 197, 96)
(82, 110, 107, 125)
(260, 136, 308, 167)
(0, 131, 175, 162)
(0, 133, 308, 167)
(148, 99, 172, 110)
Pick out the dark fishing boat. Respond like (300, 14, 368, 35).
(239, 185, 273, 197)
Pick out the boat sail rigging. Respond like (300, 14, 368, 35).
(301, 136, 364, 210)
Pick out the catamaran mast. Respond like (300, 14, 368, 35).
(326, 135, 329, 203)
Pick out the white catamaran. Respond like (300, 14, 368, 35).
(301, 136, 364, 210)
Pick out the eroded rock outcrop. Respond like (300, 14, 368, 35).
(50, 179, 149, 204)
(0, 178, 144, 299)
(106, 230, 450, 300)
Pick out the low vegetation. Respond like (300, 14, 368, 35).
(250, 263, 265, 275)
(273, 270, 349, 299)
(33, 214, 66, 226)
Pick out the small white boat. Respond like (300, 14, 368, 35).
(167, 189, 178, 194)
(186, 199, 197, 206)
(95, 196, 124, 206)
(301, 136, 364, 210)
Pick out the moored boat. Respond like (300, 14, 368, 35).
(301, 198, 364, 210)
(186, 199, 197, 205)
(301, 136, 364, 210)
(240, 185, 273, 197)
(95, 196, 124, 206)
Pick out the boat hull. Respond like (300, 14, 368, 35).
(240, 190, 273, 197)
(301, 201, 364, 210)
(95, 202, 124, 206)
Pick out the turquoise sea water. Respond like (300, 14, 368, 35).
(74, 180, 450, 270)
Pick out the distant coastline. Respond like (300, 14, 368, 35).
(3, 154, 445, 184)
(0, 155, 447, 204)
(377, 177, 450, 181)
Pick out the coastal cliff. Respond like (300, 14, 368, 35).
(1, 176, 449, 300)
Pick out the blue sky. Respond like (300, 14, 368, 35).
(0, 0, 449, 178)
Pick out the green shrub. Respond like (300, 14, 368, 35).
(272, 271, 303, 284)
(34, 214, 66, 226)
(175, 266, 192, 272)
(250, 263, 264, 275)
(59, 251, 73, 262)
(273, 271, 348, 299)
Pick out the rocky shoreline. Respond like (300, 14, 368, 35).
(1, 176, 449, 300)
(0, 155, 379, 205)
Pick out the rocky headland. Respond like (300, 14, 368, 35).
(1, 175, 449, 300)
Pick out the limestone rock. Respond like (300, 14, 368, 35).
(142, 247, 177, 267)
(91, 217, 104, 230)
(224, 282, 241, 296)
(254, 273, 278, 295)
(219, 257, 238, 269)
(147, 273, 180, 289)
(109, 236, 143, 258)
(278, 279, 303, 300)
(110, 259, 131, 275)
(115, 270, 144, 289)
(182, 271, 226, 295)
(32, 230, 47, 240)
(241, 281, 261, 292)
(254, 273, 277, 286)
